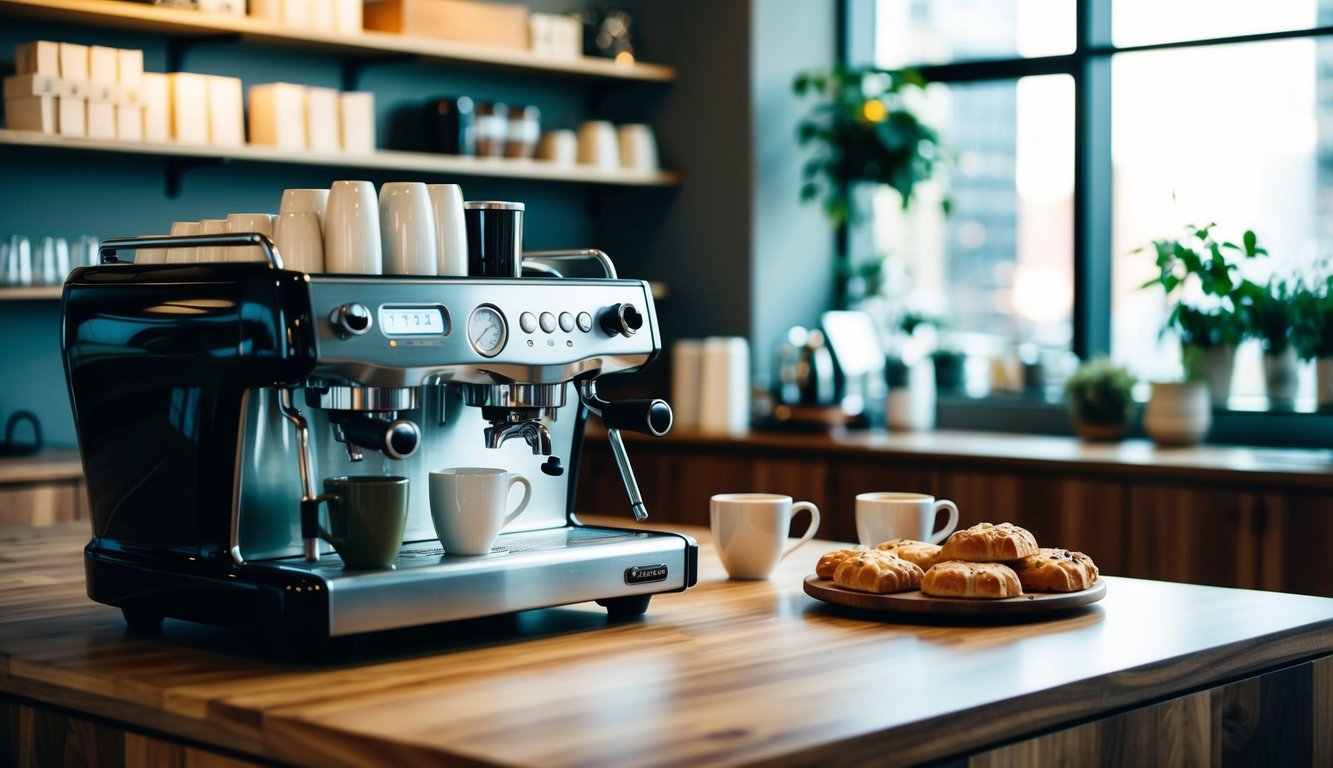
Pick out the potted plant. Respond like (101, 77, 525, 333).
(793, 66, 944, 308)
(1292, 275, 1333, 409)
(1064, 357, 1137, 441)
(1133, 224, 1266, 407)
(1246, 277, 1299, 407)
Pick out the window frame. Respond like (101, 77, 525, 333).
(849, 0, 1333, 448)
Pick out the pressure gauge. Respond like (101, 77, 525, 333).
(467, 304, 508, 357)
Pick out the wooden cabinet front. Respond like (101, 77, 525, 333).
(577, 432, 1333, 596)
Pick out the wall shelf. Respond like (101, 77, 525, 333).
(0, 129, 681, 190)
(0, 0, 676, 83)
(0, 286, 62, 301)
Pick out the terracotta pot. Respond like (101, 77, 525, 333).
(1143, 380, 1211, 446)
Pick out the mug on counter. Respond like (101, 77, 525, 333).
(710, 493, 820, 580)
(855, 492, 959, 547)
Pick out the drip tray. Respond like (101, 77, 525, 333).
(254, 524, 691, 635)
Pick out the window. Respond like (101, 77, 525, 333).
(866, 0, 1333, 440)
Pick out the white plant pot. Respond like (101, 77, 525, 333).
(1263, 346, 1300, 407)
(1143, 380, 1211, 447)
(1191, 344, 1236, 406)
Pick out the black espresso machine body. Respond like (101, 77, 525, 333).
(61, 239, 695, 645)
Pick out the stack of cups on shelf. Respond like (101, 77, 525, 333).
(246, 0, 363, 36)
(671, 337, 750, 434)
(147, 180, 469, 277)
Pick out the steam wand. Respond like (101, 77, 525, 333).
(277, 388, 321, 563)
(578, 381, 673, 522)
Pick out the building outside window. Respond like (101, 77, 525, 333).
(866, 0, 1333, 426)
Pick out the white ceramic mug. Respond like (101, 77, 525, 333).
(426, 183, 468, 276)
(164, 221, 200, 264)
(279, 188, 330, 228)
(273, 210, 324, 273)
(429, 467, 533, 556)
(577, 120, 619, 170)
(855, 492, 959, 547)
(226, 213, 275, 263)
(324, 180, 382, 274)
(379, 181, 437, 276)
(617, 123, 658, 172)
(710, 493, 820, 580)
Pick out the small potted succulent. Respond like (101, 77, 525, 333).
(1064, 357, 1138, 441)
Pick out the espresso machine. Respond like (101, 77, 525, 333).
(61, 226, 695, 648)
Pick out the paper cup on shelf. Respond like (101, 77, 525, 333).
(279, 188, 330, 228)
(164, 221, 200, 263)
(535, 130, 577, 166)
(699, 336, 750, 434)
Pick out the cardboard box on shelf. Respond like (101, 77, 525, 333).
(117, 49, 144, 105)
(339, 91, 375, 152)
(249, 82, 307, 150)
(3, 73, 63, 100)
(57, 97, 86, 138)
(305, 86, 340, 152)
(87, 101, 116, 140)
(364, 0, 529, 50)
(169, 72, 209, 144)
(142, 72, 170, 142)
(4, 95, 57, 134)
(207, 75, 244, 146)
(116, 103, 144, 142)
(16, 41, 60, 76)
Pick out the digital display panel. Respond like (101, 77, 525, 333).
(378, 305, 448, 337)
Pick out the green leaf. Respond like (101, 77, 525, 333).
(1243, 229, 1257, 256)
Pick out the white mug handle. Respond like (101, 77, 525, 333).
(779, 501, 821, 562)
(503, 474, 532, 526)
(930, 499, 960, 544)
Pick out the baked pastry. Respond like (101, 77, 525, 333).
(939, 522, 1039, 562)
(832, 551, 924, 594)
(1012, 548, 1099, 592)
(921, 560, 1023, 599)
(815, 548, 862, 579)
(875, 538, 944, 570)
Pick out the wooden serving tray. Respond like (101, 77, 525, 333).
(803, 575, 1107, 617)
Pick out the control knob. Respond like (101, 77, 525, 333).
(599, 303, 643, 337)
(330, 303, 372, 338)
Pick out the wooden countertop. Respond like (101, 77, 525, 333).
(600, 427, 1333, 487)
(0, 448, 82, 485)
(2, 517, 1331, 766)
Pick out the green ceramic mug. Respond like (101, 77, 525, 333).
(315, 476, 410, 570)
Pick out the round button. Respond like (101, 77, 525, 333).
(539, 312, 556, 333)
(520, 312, 537, 334)
(331, 303, 372, 338)
(576, 312, 593, 332)
(559, 312, 575, 332)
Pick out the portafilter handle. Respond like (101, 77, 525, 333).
(579, 382, 673, 522)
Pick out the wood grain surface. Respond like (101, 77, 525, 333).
(0, 518, 1330, 767)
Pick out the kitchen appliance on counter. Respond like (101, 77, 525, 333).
(61, 231, 694, 650)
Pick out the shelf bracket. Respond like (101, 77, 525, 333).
(166, 33, 244, 72)
(340, 54, 416, 91)
(164, 156, 229, 198)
